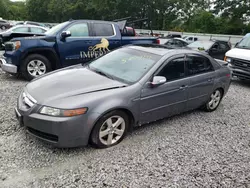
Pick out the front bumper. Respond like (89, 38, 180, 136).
(15, 107, 95, 148)
(0, 57, 17, 74)
(231, 68, 250, 80)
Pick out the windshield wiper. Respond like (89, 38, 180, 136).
(91, 68, 114, 80)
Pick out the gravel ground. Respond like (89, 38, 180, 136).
(1, 68, 250, 188)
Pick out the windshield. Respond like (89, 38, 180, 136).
(45, 22, 69, 35)
(236, 35, 250, 49)
(188, 41, 214, 50)
(88, 48, 161, 84)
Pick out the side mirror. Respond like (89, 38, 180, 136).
(149, 76, 166, 87)
(61, 31, 71, 39)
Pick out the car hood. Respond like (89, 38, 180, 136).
(226, 48, 250, 61)
(11, 35, 52, 42)
(26, 66, 127, 104)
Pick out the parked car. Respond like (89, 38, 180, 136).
(164, 33, 182, 39)
(0, 20, 11, 30)
(24, 21, 47, 28)
(164, 38, 189, 48)
(187, 40, 231, 60)
(15, 45, 231, 148)
(225, 33, 250, 80)
(0, 19, 159, 80)
(182, 36, 199, 44)
(0, 25, 48, 49)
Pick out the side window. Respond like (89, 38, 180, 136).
(186, 55, 214, 76)
(194, 38, 198, 41)
(219, 43, 230, 50)
(93, 23, 114, 36)
(157, 58, 185, 81)
(212, 43, 219, 49)
(175, 40, 183, 46)
(188, 37, 193, 41)
(30, 27, 45, 33)
(67, 23, 89, 37)
(167, 39, 174, 45)
(13, 27, 29, 33)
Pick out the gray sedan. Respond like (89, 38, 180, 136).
(15, 45, 231, 148)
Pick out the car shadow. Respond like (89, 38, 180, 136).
(27, 109, 198, 154)
(231, 78, 250, 88)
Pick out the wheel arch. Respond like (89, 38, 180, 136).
(87, 107, 136, 144)
(21, 48, 61, 70)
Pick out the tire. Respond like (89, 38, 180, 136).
(90, 110, 129, 149)
(1, 26, 6, 30)
(21, 54, 51, 81)
(204, 89, 223, 112)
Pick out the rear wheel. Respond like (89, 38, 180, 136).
(90, 110, 129, 148)
(204, 89, 222, 112)
(1, 26, 6, 30)
(21, 54, 51, 81)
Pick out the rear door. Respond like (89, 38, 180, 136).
(185, 54, 215, 111)
(90, 22, 121, 53)
(56, 22, 92, 67)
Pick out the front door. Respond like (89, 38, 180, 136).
(185, 54, 215, 110)
(140, 56, 189, 124)
(57, 22, 92, 67)
(209, 42, 223, 60)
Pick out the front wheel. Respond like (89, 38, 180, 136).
(90, 110, 129, 148)
(1, 26, 6, 30)
(204, 89, 222, 112)
(21, 54, 51, 81)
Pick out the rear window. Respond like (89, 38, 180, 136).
(93, 23, 114, 36)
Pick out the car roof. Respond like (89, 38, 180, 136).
(127, 44, 206, 56)
(10, 24, 48, 31)
(173, 38, 188, 42)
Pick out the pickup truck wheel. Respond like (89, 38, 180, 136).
(21, 54, 51, 81)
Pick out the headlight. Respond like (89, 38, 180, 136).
(5, 41, 21, 51)
(224, 56, 232, 63)
(40, 106, 88, 117)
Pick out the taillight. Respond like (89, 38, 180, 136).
(156, 39, 160, 44)
(226, 74, 231, 78)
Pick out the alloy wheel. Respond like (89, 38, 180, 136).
(27, 60, 46, 77)
(99, 116, 126, 146)
(208, 90, 221, 110)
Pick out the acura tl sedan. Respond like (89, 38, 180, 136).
(15, 45, 231, 148)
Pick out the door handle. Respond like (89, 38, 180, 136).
(179, 85, 188, 90)
(207, 78, 213, 82)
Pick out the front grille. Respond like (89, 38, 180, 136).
(233, 71, 250, 80)
(232, 59, 250, 70)
(21, 92, 37, 110)
(27, 127, 59, 142)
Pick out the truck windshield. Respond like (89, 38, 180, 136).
(88, 48, 161, 84)
(45, 22, 69, 36)
(236, 35, 250, 49)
